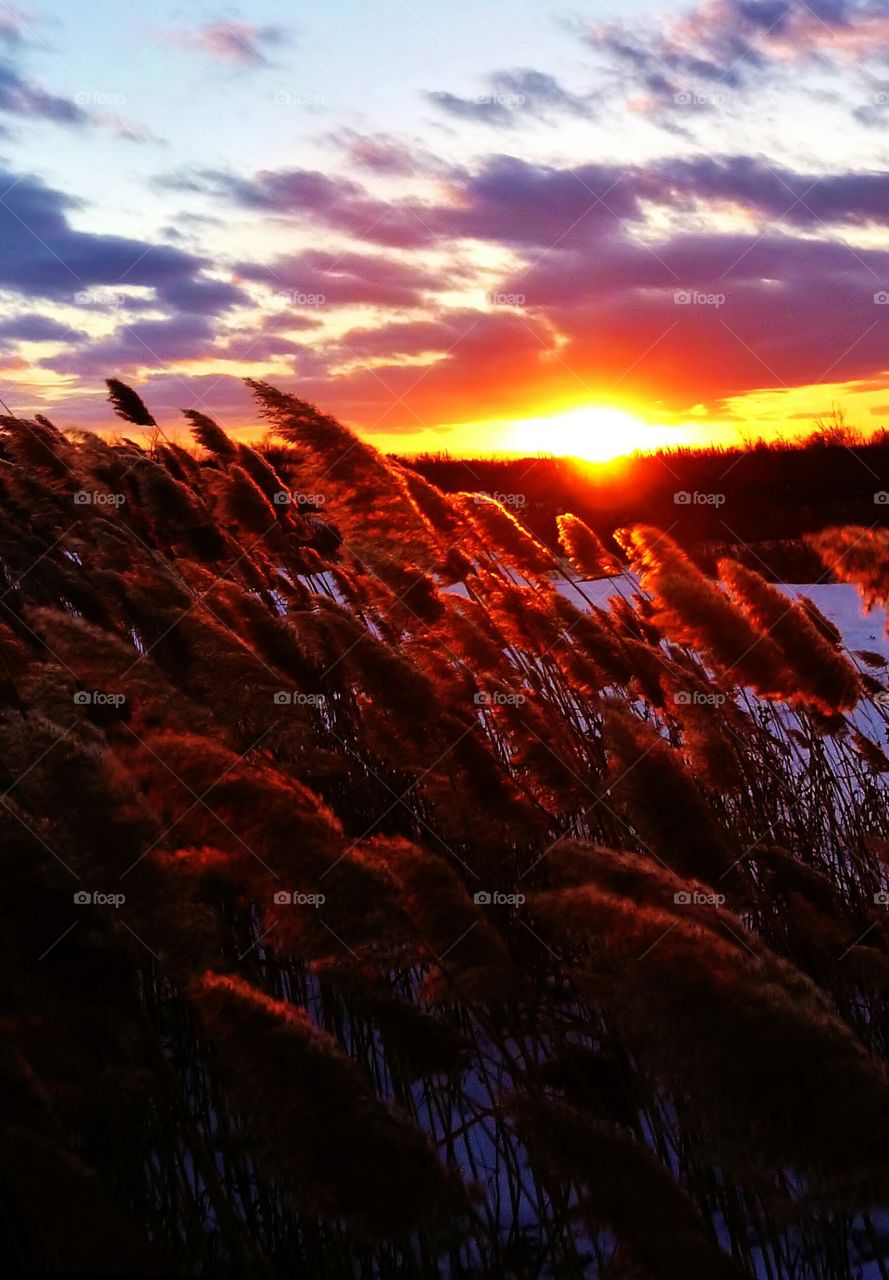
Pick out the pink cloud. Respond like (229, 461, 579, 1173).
(170, 21, 287, 67)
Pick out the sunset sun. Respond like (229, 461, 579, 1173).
(507, 405, 684, 463)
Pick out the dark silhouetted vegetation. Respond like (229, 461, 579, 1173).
(1, 384, 889, 1277)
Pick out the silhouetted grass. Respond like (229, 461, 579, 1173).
(1, 384, 888, 1277)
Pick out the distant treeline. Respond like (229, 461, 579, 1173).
(396, 433, 889, 580)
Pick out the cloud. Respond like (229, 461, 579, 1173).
(169, 165, 443, 249)
(430, 68, 597, 128)
(498, 226, 889, 409)
(0, 166, 244, 307)
(588, 0, 889, 118)
(273, 308, 563, 432)
(0, 313, 88, 342)
(170, 21, 288, 67)
(154, 276, 249, 314)
(0, 59, 89, 125)
(640, 154, 889, 227)
(428, 91, 517, 128)
(0, 44, 158, 140)
(328, 129, 453, 177)
(236, 247, 452, 308)
(172, 137, 889, 426)
(42, 315, 218, 377)
(44, 371, 259, 431)
(207, 149, 889, 263)
(185, 154, 641, 252)
(0, 8, 28, 46)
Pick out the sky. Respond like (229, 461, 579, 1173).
(1, 0, 889, 456)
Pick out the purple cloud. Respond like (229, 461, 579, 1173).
(236, 247, 453, 308)
(588, 0, 889, 118)
(0, 313, 88, 342)
(430, 68, 598, 128)
(0, 60, 89, 125)
(0, 166, 241, 306)
(42, 315, 217, 377)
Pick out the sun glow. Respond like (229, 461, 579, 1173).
(506, 405, 692, 462)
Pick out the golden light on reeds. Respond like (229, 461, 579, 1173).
(2, 380, 889, 1278)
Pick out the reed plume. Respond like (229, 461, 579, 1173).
(183, 409, 238, 462)
(556, 513, 622, 578)
(807, 526, 889, 614)
(620, 525, 790, 696)
(191, 972, 470, 1236)
(603, 706, 736, 879)
(530, 869, 889, 1198)
(106, 378, 156, 428)
(719, 558, 860, 712)
(512, 1098, 744, 1279)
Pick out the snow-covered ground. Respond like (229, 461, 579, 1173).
(781, 582, 889, 663)
(557, 572, 889, 659)
(446, 569, 889, 663)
